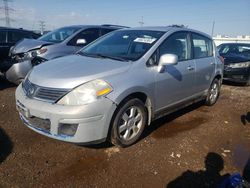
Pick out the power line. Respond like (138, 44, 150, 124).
(138, 16, 144, 27)
(39, 20, 45, 35)
(0, 0, 15, 27)
(211, 20, 215, 37)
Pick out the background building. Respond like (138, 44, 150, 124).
(213, 35, 250, 46)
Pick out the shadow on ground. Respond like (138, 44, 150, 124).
(241, 112, 250, 125)
(83, 101, 205, 149)
(166, 152, 230, 188)
(79, 141, 113, 149)
(243, 158, 250, 183)
(0, 77, 15, 90)
(142, 101, 205, 140)
(0, 127, 13, 163)
(223, 80, 248, 87)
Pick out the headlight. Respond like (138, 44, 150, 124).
(27, 47, 47, 58)
(57, 79, 113, 105)
(228, 61, 250, 68)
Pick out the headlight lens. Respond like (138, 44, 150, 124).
(228, 61, 250, 68)
(57, 79, 113, 105)
(27, 47, 47, 58)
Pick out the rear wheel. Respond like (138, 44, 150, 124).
(205, 78, 220, 106)
(110, 98, 147, 147)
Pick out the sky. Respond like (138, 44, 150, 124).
(0, 0, 249, 36)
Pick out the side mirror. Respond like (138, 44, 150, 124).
(76, 39, 87, 45)
(158, 54, 178, 73)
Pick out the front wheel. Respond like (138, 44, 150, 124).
(110, 98, 147, 147)
(205, 78, 221, 106)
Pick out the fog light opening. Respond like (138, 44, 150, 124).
(58, 123, 78, 137)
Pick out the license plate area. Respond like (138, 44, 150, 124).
(17, 100, 51, 133)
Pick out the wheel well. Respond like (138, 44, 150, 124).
(119, 92, 147, 104)
(117, 92, 152, 125)
(215, 74, 222, 80)
(107, 92, 152, 142)
(214, 74, 222, 86)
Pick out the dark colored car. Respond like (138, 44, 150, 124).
(5, 24, 127, 84)
(218, 43, 250, 85)
(0, 27, 40, 73)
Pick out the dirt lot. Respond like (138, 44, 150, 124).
(0, 78, 249, 188)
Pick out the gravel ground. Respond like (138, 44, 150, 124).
(0, 78, 249, 188)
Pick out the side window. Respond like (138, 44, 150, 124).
(9, 31, 33, 43)
(192, 33, 213, 58)
(159, 32, 191, 61)
(68, 28, 100, 46)
(0, 31, 7, 43)
(100, 28, 115, 36)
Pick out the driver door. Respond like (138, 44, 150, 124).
(154, 32, 196, 112)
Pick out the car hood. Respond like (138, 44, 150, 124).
(11, 39, 54, 54)
(29, 54, 131, 89)
(220, 53, 250, 65)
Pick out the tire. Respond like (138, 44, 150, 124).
(205, 78, 221, 106)
(110, 98, 147, 147)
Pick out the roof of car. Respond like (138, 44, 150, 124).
(0, 26, 38, 33)
(124, 26, 212, 39)
(59, 25, 128, 30)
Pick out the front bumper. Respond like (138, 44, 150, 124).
(15, 85, 117, 144)
(223, 66, 250, 84)
(6, 60, 32, 84)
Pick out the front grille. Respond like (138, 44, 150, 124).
(22, 79, 70, 103)
(35, 88, 69, 102)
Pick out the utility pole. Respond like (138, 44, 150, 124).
(0, 0, 15, 27)
(138, 16, 144, 27)
(211, 20, 215, 37)
(39, 20, 45, 35)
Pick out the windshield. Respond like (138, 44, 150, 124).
(39, 27, 80, 43)
(218, 43, 250, 59)
(79, 30, 164, 61)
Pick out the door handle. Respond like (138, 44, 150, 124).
(187, 66, 194, 71)
(210, 62, 215, 65)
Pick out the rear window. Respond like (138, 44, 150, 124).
(192, 33, 213, 58)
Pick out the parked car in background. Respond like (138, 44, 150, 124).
(0, 27, 40, 74)
(16, 26, 223, 147)
(5, 25, 127, 84)
(218, 43, 250, 85)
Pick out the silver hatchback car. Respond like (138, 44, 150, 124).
(15, 26, 223, 147)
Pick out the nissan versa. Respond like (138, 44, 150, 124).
(15, 26, 223, 147)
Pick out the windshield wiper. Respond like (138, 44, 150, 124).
(78, 52, 129, 62)
(95, 54, 129, 62)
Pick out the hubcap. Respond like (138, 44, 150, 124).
(118, 106, 143, 141)
(209, 82, 218, 103)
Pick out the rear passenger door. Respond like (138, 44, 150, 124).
(191, 33, 215, 93)
(154, 32, 196, 111)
